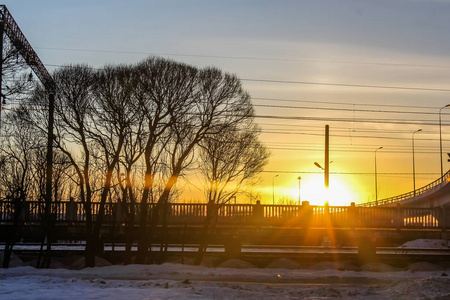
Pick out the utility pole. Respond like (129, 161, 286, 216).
(272, 174, 279, 205)
(375, 146, 383, 205)
(412, 129, 422, 197)
(325, 125, 329, 189)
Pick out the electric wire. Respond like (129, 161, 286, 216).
(40, 63, 450, 93)
(36, 46, 450, 69)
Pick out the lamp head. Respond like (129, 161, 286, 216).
(314, 162, 324, 170)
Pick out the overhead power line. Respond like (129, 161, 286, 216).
(5, 104, 450, 128)
(253, 97, 444, 110)
(261, 130, 439, 141)
(253, 104, 443, 116)
(262, 170, 440, 175)
(258, 123, 442, 134)
(243, 78, 450, 93)
(266, 146, 439, 154)
(36, 46, 450, 69)
(255, 114, 448, 126)
(41, 63, 450, 94)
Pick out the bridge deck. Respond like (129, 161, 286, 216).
(360, 169, 450, 207)
(1, 201, 449, 248)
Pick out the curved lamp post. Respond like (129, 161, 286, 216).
(374, 146, 383, 205)
(439, 105, 450, 178)
(297, 176, 302, 204)
(413, 129, 422, 197)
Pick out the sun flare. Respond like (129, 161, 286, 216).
(301, 175, 357, 206)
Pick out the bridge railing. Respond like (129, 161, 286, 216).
(0, 200, 446, 229)
(358, 169, 450, 207)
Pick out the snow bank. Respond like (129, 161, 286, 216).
(265, 258, 300, 269)
(216, 259, 256, 269)
(0, 263, 449, 299)
(400, 239, 450, 249)
(0, 252, 23, 268)
(70, 256, 112, 270)
(361, 262, 398, 272)
(0, 239, 449, 299)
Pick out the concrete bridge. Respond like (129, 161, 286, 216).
(1, 200, 449, 251)
(359, 169, 450, 208)
(3, 172, 450, 261)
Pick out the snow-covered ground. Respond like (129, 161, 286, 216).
(0, 239, 449, 299)
(1, 262, 449, 299)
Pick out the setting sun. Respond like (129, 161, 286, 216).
(301, 174, 357, 206)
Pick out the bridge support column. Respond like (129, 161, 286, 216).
(252, 200, 264, 226)
(358, 236, 377, 263)
(66, 198, 78, 222)
(443, 206, 450, 231)
(224, 237, 241, 259)
(300, 201, 312, 228)
(349, 202, 357, 229)
(395, 203, 403, 230)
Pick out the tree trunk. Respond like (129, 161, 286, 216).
(137, 168, 153, 264)
(194, 201, 218, 265)
(3, 197, 24, 268)
(83, 201, 96, 267)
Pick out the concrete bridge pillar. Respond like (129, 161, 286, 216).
(358, 236, 377, 263)
(349, 202, 358, 229)
(395, 203, 403, 230)
(442, 206, 450, 230)
(300, 201, 312, 228)
(18, 202, 30, 222)
(252, 200, 264, 226)
(66, 198, 78, 222)
(224, 236, 241, 259)
(115, 201, 126, 223)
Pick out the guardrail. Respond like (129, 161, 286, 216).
(0, 200, 447, 229)
(358, 169, 450, 207)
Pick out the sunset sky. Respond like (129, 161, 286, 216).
(3, 0, 450, 205)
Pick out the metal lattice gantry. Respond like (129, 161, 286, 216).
(0, 4, 55, 91)
(0, 4, 56, 268)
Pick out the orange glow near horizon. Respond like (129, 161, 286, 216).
(262, 173, 359, 206)
(300, 174, 357, 206)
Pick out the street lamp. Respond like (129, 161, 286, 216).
(297, 176, 302, 204)
(272, 174, 279, 205)
(314, 161, 333, 184)
(374, 147, 383, 205)
(314, 162, 324, 170)
(413, 129, 422, 197)
(439, 105, 450, 178)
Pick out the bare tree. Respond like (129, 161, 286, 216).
(36, 64, 99, 266)
(82, 64, 143, 266)
(10, 56, 260, 266)
(112, 67, 147, 264)
(142, 67, 254, 263)
(201, 124, 269, 204)
(0, 106, 45, 267)
(194, 124, 269, 264)
(135, 57, 198, 263)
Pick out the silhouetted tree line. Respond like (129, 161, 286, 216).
(0, 56, 268, 267)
